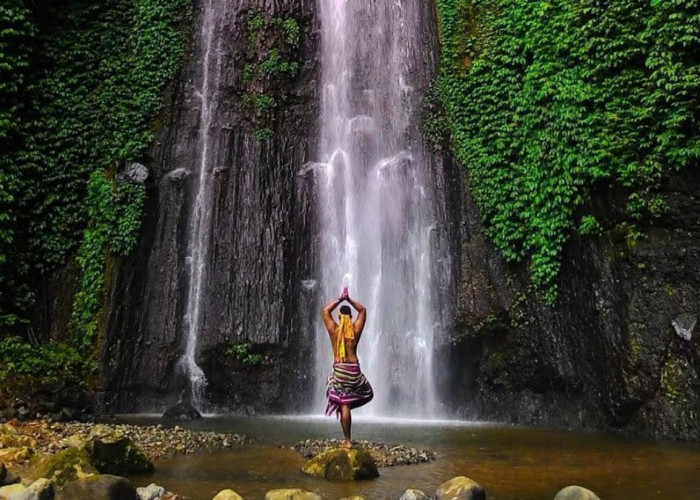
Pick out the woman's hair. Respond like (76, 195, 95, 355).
(339, 305, 352, 316)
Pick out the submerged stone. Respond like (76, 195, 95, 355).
(162, 402, 202, 421)
(264, 490, 320, 500)
(302, 448, 378, 481)
(435, 476, 485, 500)
(553, 485, 601, 500)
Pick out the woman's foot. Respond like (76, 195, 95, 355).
(340, 439, 353, 449)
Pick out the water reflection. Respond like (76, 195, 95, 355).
(124, 417, 700, 500)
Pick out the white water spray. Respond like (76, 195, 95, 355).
(313, 1, 447, 417)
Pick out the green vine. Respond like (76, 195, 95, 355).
(435, 0, 700, 302)
(225, 343, 263, 366)
(0, 0, 190, 327)
(242, 9, 301, 140)
(69, 169, 145, 354)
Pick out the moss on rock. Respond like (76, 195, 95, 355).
(301, 448, 378, 481)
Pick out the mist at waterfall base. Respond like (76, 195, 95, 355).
(309, 0, 451, 418)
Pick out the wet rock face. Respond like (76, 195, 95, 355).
(444, 165, 700, 441)
(98, 0, 320, 413)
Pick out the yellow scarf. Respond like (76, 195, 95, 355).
(336, 313, 355, 361)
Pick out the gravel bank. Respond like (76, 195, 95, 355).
(4, 420, 248, 462)
(290, 438, 436, 467)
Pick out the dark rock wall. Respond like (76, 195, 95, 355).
(444, 163, 700, 441)
(98, 0, 320, 413)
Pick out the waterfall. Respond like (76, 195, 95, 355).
(179, 0, 224, 407)
(312, 0, 448, 417)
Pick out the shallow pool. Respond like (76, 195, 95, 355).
(123, 416, 700, 500)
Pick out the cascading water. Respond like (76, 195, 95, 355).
(178, 0, 224, 408)
(312, 0, 449, 417)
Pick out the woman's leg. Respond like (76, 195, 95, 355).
(340, 405, 352, 447)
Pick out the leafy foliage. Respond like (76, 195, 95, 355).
(0, 2, 35, 323)
(0, 0, 188, 388)
(243, 9, 302, 140)
(225, 343, 264, 366)
(0, 0, 189, 327)
(0, 335, 83, 386)
(435, 0, 700, 301)
(69, 170, 145, 353)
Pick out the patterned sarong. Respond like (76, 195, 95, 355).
(325, 362, 374, 417)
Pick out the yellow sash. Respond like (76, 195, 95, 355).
(336, 313, 355, 361)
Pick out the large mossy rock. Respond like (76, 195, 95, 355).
(264, 489, 321, 500)
(25, 448, 97, 486)
(85, 426, 154, 474)
(301, 448, 378, 481)
(56, 475, 137, 500)
(435, 476, 486, 500)
(553, 486, 601, 500)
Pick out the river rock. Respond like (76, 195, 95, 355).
(264, 489, 321, 500)
(212, 489, 244, 500)
(301, 448, 379, 481)
(10, 478, 53, 500)
(56, 475, 137, 500)
(553, 485, 601, 500)
(0, 484, 26, 499)
(435, 476, 485, 500)
(162, 403, 202, 421)
(85, 426, 154, 474)
(399, 489, 429, 500)
(25, 448, 97, 485)
(136, 483, 165, 500)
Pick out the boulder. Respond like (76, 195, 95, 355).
(162, 402, 201, 421)
(0, 484, 26, 500)
(118, 163, 149, 184)
(85, 427, 154, 474)
(136, 484, 165, 500)
(56, 475, 137, 500)
(25, 448, 97, 486)
(264, 489, 321, 500)
(212, 490, 244, 500)
(399, 490, 429, 500)
(435, 476, 485, 500)
(10, 478, 53, 500)
(553, 486, 601, 500)
(301, 448, 378, 481)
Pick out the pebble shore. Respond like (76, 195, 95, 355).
(3, 420, 248, 462)
(290, 438, 436, 467)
